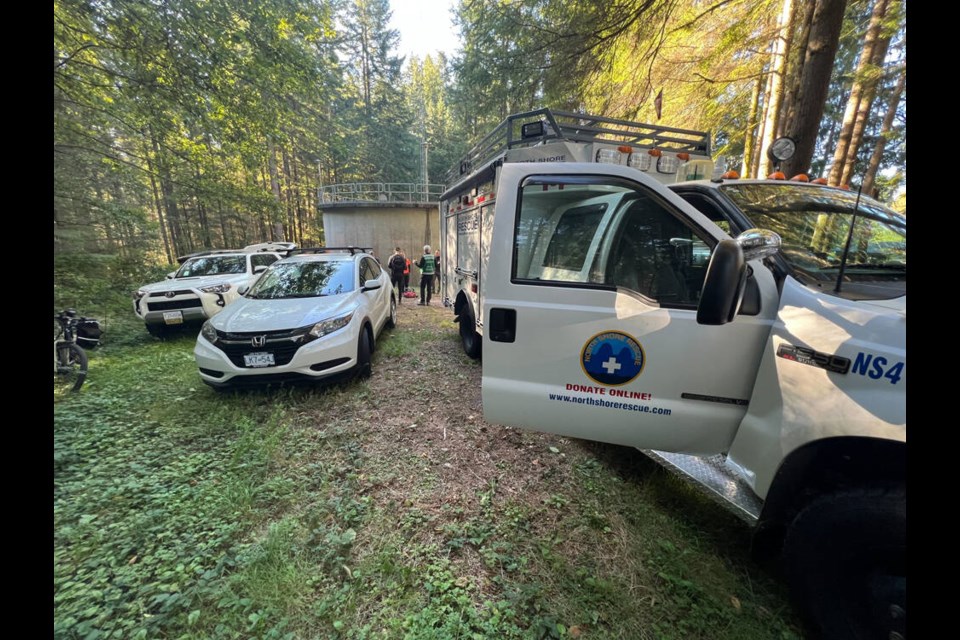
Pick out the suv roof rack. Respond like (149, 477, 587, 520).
(243, 241, 298, 254)
(291, 246, 372, 256)
(176, 242, 298, 264)
(176, 249, 246, 264)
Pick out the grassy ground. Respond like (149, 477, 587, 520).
(54, 299, 807, 639)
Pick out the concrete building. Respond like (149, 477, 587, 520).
(318, 183, 444, 287)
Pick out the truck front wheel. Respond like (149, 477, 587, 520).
(782, 487, 905, 640)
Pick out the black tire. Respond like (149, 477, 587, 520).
(386, 296, 397, 329)
(55, 342, 88, 392)
(146, 323, 167, 338)
(355, 327, 372, 379)
(782, 487, 906, 640)
(459, 307, 481, 359)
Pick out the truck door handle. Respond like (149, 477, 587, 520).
(489, 308, 516, 343)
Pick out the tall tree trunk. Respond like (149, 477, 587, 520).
(779, 0, 816, 135)
(266, 137, 285, 241)
(281, 145, 295, 243)
(780, 0, 848, 178)
(92, 182, 115, 254)
(145, 149, 173, 264)
(217, 200, 231, 248)
(360, 22, 372, 112)
(814, 90, 846, 178)
(256, 165, 270, 241)
(758, 0, 795, 175)
(289, 144, 305, 245)
(741, 76, 763, 178)
(839, 0, 897, 186)
(152, 131, 184, 257)
(828, 0, 890, 185)
(195, 165, 212, 248)
(861, 68, 905, 197)
(751, 64, 775, 178)
(180, 199, 195, 252)
(110, 175, 128, 258)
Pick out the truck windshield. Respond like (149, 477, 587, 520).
(719, 183, 905, 299)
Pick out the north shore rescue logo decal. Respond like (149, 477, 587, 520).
(580, 331, 645, 386)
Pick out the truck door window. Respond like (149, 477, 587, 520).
(673, 191, 734, 235)
(513, 177, 712, 306)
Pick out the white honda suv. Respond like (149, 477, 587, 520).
(133, 243, 295, 337)
(194, 247, 397, 389)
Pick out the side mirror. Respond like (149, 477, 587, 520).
(238, 284, 250, 296)
(361, 279, 382, 292)
(696, 229, 780, 326)
(253, 265, 268, 274)
(166, 272, 176, 280)
(697, 239, 746, 325)
(737, 228, 781, 262)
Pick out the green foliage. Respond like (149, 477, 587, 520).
(54, 308, 805, 639)
(448, 0, 904, 196)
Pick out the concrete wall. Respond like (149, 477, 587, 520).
(321, 204, 441, 286)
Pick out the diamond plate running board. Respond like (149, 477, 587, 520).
(641, 450, 762, 524)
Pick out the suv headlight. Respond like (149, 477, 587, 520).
(308, 312, 354, 339)
(200, 283, 233, 294)
(133, 289, 146, 300)
(200, 320, 219, 344)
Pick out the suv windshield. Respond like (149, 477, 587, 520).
(177, 255, 246, 278)
(246, 260, 354, 299)
(719, 183, 905, 299)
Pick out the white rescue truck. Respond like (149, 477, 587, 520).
(440, 108, 906, 640)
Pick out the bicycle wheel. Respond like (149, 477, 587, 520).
(55, 342, 88, 392)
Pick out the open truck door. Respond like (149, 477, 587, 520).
(480, 163, 780, 454)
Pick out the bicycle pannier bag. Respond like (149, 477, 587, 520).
(77, 319, 104, 349)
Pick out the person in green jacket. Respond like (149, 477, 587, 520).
(416, 245, 436, 306)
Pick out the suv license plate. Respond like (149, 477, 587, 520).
(163, 311, 183, 325)
(244, 352, 275, 367)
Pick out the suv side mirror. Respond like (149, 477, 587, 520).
(238, 284, 250, 296)
(253, 265, 268, 274)
(361, 279, 382, 292)
(696, 229, 780, 326)
(165, 271, 176, 280)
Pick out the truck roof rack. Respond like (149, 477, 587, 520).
(290, 246, 372, 256)
(446, 107, 712, 183)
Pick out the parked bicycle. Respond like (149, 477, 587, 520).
(54, 309, 102, 392)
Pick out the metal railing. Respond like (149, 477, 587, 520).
(318, 183, 445, 205)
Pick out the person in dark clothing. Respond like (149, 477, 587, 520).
(432, 249, 441, 294)
(416, 245, 436, 305)
(388, 247, 406, 302)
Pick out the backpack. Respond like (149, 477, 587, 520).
(389, 254, 406, 275)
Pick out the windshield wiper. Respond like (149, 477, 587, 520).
(822, 263, 905, 270)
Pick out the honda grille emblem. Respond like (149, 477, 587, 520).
(165, 291, 176, 298)
(251, 335, 266, 347)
